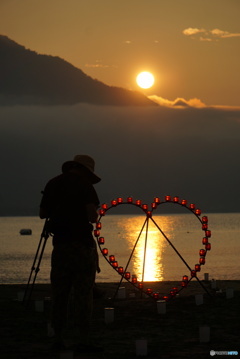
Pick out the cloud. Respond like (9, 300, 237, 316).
(148, 95, 206, 108)
(183, 27, 240, 41)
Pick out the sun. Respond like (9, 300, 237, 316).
(136, 71, 155, 89)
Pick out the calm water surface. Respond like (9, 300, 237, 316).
(0, 213, 239, 284)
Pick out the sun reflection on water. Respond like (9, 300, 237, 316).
(120, 216, 175, 282)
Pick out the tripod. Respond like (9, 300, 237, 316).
(23, 218, 51, 307)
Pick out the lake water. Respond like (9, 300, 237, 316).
(0, 213, 239, 284)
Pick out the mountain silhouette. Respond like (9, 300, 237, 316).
(0, 35, 157, 106)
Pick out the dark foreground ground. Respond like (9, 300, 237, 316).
(0, 280, 239, 359)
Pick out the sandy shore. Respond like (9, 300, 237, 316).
(0, 280, 239, 358)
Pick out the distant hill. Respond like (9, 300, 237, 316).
(0, 35, 157, 106)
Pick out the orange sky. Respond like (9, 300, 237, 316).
(0, 0, 240, 106)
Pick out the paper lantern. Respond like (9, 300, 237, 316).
(189, 203, 195, 210)
(181, 199, 187, 206)
(96, 222, 101, 229)
(102, 248, 108, 256)
(181, 281, 187, 287)
(205, 230, 211, 238)
(199, 249, 206, 257)
(112, 261, 118, 268)
(109, 255, 115, 262)
(182, 275, 188, 282)
(146, 288, 153, 294)
(142, 204, 148, 211)
(195, 209, 201, 216)
(118, 266, 124, 274)
(151, 202, 157, 209)
(127, 196, 133, 203)
(202, 216, 208, 223)
(135, 199, 142, 206)
(191, 270, 197, 277)
(138, 282, 143, 289)
(195, 264, 201, 272)
(199, 257, 205, 265)
(98, 237, 105, 245)
(202, 223, 208, 230)
(153, 292, 160, 299)
(94, 229, 100, 237)
(111, 200, 117, 206)
(165, 195, 171, 201)
(132, 275, 137, 284)
(202, 237, 208, 245)
(99, 209, 105, 216)
(154, 197, 160, 204)
(205, 243, 211, 251)
(102, 203, 108, 209)
(117, 197, 123, 204)
(173, 196, 179, 203)
(124, 272, 131, 279)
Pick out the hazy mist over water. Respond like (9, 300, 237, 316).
(0, 104, 240, 215)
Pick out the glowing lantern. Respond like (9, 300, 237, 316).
(195, 264, 201, 272)
(102, 248, 108, 256)
(172, 287, 178, 293)
(142, 204, 148, 211)
(112, 261, 118, 268)
(205, 230, 211, 238)
(170, 290, 176, 297)
(202, 216, 208, 223)
(181, 199, 187, 206)
(151, 202, 157, 209)
(135, 199, 142, 206)
(199, 257, 205, 265)
(109, 255, 115, 262)
(118, 267, 124, 274)
(117, 197, 123, 204)
(173, 196, 179, 203)
(146, 288, 153, 294)
(132, 275, 137, 284)
(138, 282, 143, 289)
(102, 203, 108, 210)
(195, 209, 202, 216)
(99, 209, 105, 216)
(127, 197, 133, 203)
(202, 237, 208, 245)
(182, 275, 188, 282)
(111, 200, 117, 206)
(124, 272, 131, 279)
(205, 243, 211, 251)
(163, 295, 169, 301)
(199, 249, 206, 257)
(154, 197, 160, 204)
(191, 270, 197, 277)
(96, 222, 101, 229)
(94, 229, 100, 237)
(181, 281, 188, 287)
(165, 195, 171, 202)
(202, 223, 208, 230)
(153, 292, 160, 299)
(98, 237, 105, 245)
(189, 203, 195, 210)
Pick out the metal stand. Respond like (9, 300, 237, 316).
(23, 218, 50, 307)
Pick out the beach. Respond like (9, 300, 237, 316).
(0, 280, 239, 358)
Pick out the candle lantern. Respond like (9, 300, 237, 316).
(205, 230, 211, 238)
(94, 229, 100, 237)
(118, 266, 124, 274)
(98, 237, 105, 245)
(138, 282, 143, 289)
(102, 248, 108, 256)
(99, 209, 105, 216)
(117, 197, 123, 204)
(147, 211, 152, 218)
(181, 199, 187, 206)
(202, 216, 208, 223)
(202, 223, 208, 230)
(199, 249, 206, 257)
(181, 281, 187, 287)
(135, 199, 142, 206)
(195, 264, 201, 272)
(163, 295, 169, 301)
(102, 203, 108, 210)
(146, 288, 153, 294)
(154, 197, 160, 204)
(191, 270, 197, 277)
(96, 222, 101, 229)
(109, 255, 115, 262)
(173, 196, 179, 203)
(205, 243, 211, 251)
(112, 261, 118, 268)
(172, 287, 178, 293)
(151, 202, 157, 209)
(132, 275, 137, 284)
(199, 257, 206, 265)
(127, 196, 133, 203)
(170, 290, 176, 297)
(195, 209, 201, 216)
(142, 204, 148, 211)
(202, 237, 208, 245)
(153, 292, 160, 299)
(165, 195, 171, 201)
(189, 203, 195, 210)
(124, 272, 131, 279)
(111, 200, 117, 206)
(182, 275, 188, 282)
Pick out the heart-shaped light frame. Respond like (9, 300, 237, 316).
(94, 196, 211, 301)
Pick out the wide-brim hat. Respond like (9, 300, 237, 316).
(62, 155, 101, 184)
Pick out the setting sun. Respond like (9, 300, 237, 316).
(136, 71, 155, 89)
